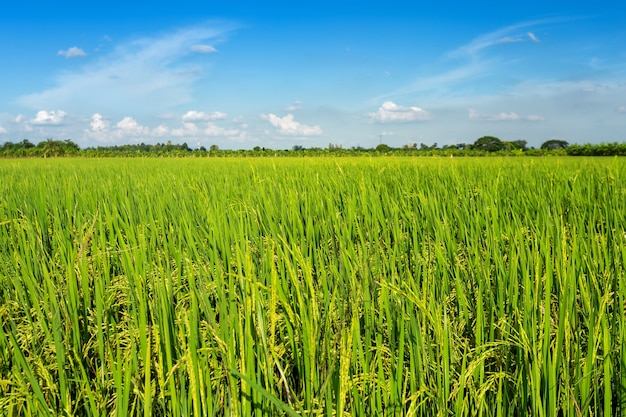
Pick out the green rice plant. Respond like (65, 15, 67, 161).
(0, 156, 624, 416)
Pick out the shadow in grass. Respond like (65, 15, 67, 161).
(230, 368, 301, 417)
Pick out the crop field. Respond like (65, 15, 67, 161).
(0, 156, 625, 416)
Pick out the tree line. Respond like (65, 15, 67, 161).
(1, 137, 626, 158)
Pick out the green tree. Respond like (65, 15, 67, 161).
(541, 139, 569, 150)
(472, 136, 504, 152)
(36, 139, 80, 157)
(20, 139, 35, 149)
(375, 143, 391, 152)
(63, 139, 80, 154)
(505, 139, 527, 150)
(39, 139, 59, 158)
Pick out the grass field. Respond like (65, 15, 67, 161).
(0, 156, 625, 416)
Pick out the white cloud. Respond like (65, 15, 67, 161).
(116, 117, 149, 136)
(31, 110, 67, 125)
(19, 24, 235, 114)
(84, 115, 151, 143)
(468, 109, 519, 121)
(191, 44, 217, 53)
(284, 101, 303, 111)
(182, 110, 227, 122)
(497, 37, 524, 44)
(152, 125, 170, 136)
(90, 113, 109, 132)
(527, 32, 540, 43)
(617, 106, 626, 113)
(58, 47, 86, 58)
(368, 101, 433, 123)
(0, 126, 7, 134)
(494, 112, 519, 121)
(171, 122, 199, 137)
(261, 113, 323, 136)
(204, 124, 240, 136)
(15, 114, 25, 123)
(468, 109, 545, 122)
(82, 112, 243, 144)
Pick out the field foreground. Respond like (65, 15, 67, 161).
(0, 157, 625, 416)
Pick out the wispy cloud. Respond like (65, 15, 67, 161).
(284, 100, 303, 112)
(496, 37, 524, 44)
(617, 105, 626, 113)
(527, 32, 540, 43)
(374, 60, 488, 102)
(182, 110, 227, 122)
(368, 101, 433, 123)
(0, 125, 7, 134)
(19, 23, 235, 115)
(449, 19, 552, 59)
(262, 113, 323, 136)
(191, 44, 217, 53)
(58, 47, 86, 58)
(469, 109, 519, 121)
(376, 19, 555, 103)
(468, 109, 544, 122)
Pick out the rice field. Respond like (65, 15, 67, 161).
(0, 156, 625, 416)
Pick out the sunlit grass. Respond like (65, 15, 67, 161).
(0, 156, 624, 416)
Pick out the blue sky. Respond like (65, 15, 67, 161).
(1, 1, 625, 149)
